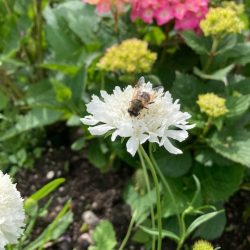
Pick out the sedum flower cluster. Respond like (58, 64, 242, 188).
(192, 240, 214, 250)
(97, 39, 157, 74)
(131, 0, 209, 31)
(81, 77, 194, 156)
(200, 2, 245, 36)
(197, 93, 228, 118)
(0, 170, 25, 250)
(83, 0, 130, 14)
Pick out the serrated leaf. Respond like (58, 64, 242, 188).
(124, 184, 156, 224)
(226, 95, 250, 119)
(89, 220, 117, 250)
(0, 108, 63, 141)
(181, 31, 209, 55)
(208, 128, 250, 167)
(226, 43, 250, 65)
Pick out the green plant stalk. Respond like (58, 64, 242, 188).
(203, 36, 220, 73)
(118, 215, 135, 250)
(149, 145, 185, 248)
(177, 211, 187, 250)
(138, 149, 156, 250)
(140, 145, 162, 250)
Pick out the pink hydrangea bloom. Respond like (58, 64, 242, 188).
(131, 0, 209, 31)
(83, 0, 130, 14)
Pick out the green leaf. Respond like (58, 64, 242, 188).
(194, 164, 244, 201)
(144, 27, 166, 45)
(208, 128, 250, 167)
(87, 141, 108, 171)
(51, 80, 72, 103)
(0, 89, 8, 110)
(139, 225, 180, 243)
(181, 31, 209, 55)
(216, 35, 237, 55)
(88, 220, 117, 250)
(154, 147, 192, 177)
(24, 202, 73, 250)
(194, 65, 234, 84)
(124, 184, 156, 224)
(226, 95, 250, 119)
(71, 137, 86, 151)
(25, 81, 58, 108)
(161, 177, 203, 217)
(171, 73, 204, 107)
(0, 108, 63, 141)
(29, 178, 65, 201)
(186, 210, 224, 238)
(194, 210, 226, 240)
(230, 78, 250, 94)
(225, 43, 250, 65)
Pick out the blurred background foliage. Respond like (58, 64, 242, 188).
(1, 0, 250, 249)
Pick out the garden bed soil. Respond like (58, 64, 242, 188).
(16, 129, 250, 250)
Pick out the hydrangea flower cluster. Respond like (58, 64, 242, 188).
(0, 170, 25, 249)
(192, 240, 214, 250)
(200, 2, 245, 36)
(81, 77, 194, 156)
(197, 93, 228, 118)
(130, 0, 209, 31)
(97, 39, 157, 74)
(83, 0, 130, 14)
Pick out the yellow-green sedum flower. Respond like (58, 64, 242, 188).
(192, 240, 214, 250)
(200, 2, 245, 36)
(197, 93, 228, 118)
(97, 39, 157, 74)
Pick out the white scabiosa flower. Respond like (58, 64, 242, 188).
(81, 77, 194, 156)
(0, 171, 25, 250)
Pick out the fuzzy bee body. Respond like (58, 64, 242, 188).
(128, 77, 161, 117)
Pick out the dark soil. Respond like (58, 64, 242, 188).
(16, 127, 250, 250)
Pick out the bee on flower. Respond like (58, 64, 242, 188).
(81, 77, 194, 156)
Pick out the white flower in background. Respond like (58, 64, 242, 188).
(81, 77, 194, 156)
(0, 171, 25, 250)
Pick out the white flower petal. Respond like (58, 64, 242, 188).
(139, 133, 150, 144)
(163, 138, 182, 154)
(80, 116, 99, 126)
(81, 78, 194, 156)
(165, 130, 188, 142)
(126, 137, 139, 156)
(0, 171, 25, 249)
(89, 124, 114, 135)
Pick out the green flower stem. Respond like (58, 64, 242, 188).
(204, 36, 220, 73)
(149, 145, 185, 249)
(118, 214, 136, 250)
(177, 212, 187, 250)
(140, 145, 162, 250)
(138, 149, 156, 250)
